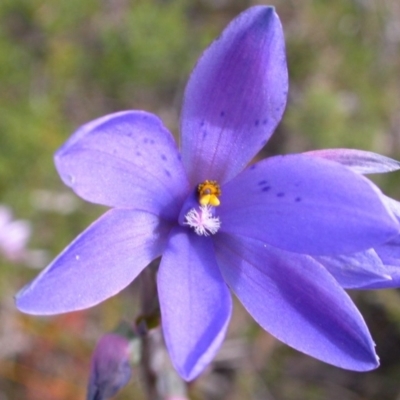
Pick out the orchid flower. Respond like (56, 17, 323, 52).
(16, 6, 400, 381)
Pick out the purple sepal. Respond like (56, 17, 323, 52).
(158, 227, 232, 381)
(305, 149, 400, 175)
(55, 111, 189, 220)
(358, 237, 400, 289)
(16, 210, 171, 314)
(215, 233, 379, 371)
(314, 250, 392, 289)
(219, 154, 399, 255)
(181, 6, 288, 185)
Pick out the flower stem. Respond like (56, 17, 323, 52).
(140, 263, 160, 399)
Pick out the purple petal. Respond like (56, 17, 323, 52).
(180, 6, 288, 185)
(158, 228, 232, 381)
(16, 210, 171, 315)
(214, 233, 379, 371)
(314, 250, 392, 289)
(87, 333, 132, 400)
(55, 111, 189, 220)
(374, 236, 400, 269)
(358, 264, 400, 289)
(219, 154, 399, 255)
(382, 195, 400, 220)
(305, 149, 400, 175)
(339, 237, 400, 289)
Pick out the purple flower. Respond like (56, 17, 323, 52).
(87, 333, 132, 400)
(16, 6, 400, 380)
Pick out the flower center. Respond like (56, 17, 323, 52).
(181, 180, 222, 236)
(198, 180, 221, 207)
(184, 205, 221, 236)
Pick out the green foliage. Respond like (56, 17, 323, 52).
(283, 0, 400, 168)
(0, 0, 208, 215)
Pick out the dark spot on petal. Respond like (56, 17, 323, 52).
(143, 138, 149, 144)
(150, 139, 155, 144)
(164, 170, 171, 177)
(255, 119, 260, 126)
(202, 130, 207, 139)
(177, 154, 182, 161)
(295, 197, 302, 202)
(200, 120, 205, 127)
(67, 174, 75, 184)
(262, 186, 271, 192)
(277, 192, 285, 197)
(258, 180, 268, 186)
(220, 111, 225, 117)
(262, 119, 268, 125)
(161, 154, 167, 161)
(250, 165, 257, 170)
(136, 151, 141, 157)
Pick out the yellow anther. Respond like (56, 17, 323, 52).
(198, 180, 221, 207)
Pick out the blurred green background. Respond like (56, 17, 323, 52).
(1, 0, 400, 399)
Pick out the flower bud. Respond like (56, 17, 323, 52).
(87, 333, 132, 400)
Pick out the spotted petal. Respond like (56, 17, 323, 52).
(16, 210, 171, 315)
(55, 111, 189, 220)
(158, 228, 232, 381)
(181, 6, 288, 185)
(219, 154, 399, 255)
(305, 149, 400, 175)
(215, 233, 379, 371)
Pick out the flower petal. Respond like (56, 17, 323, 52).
(55, 111, 189, 220)
(375, 236, 400, 267)
(16, 209, 171, 315)
(382, 195, 400, 220)
(158, 228, 232, 381)
(214, 233, 379, 371)
(305, 149, 400, 175)
(219, 154, 399, 255)
(180, 6, 288, 185)
(314, 250, 392, 289)
(357, 264, 400, 289)
(336, 237, 400, 289)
